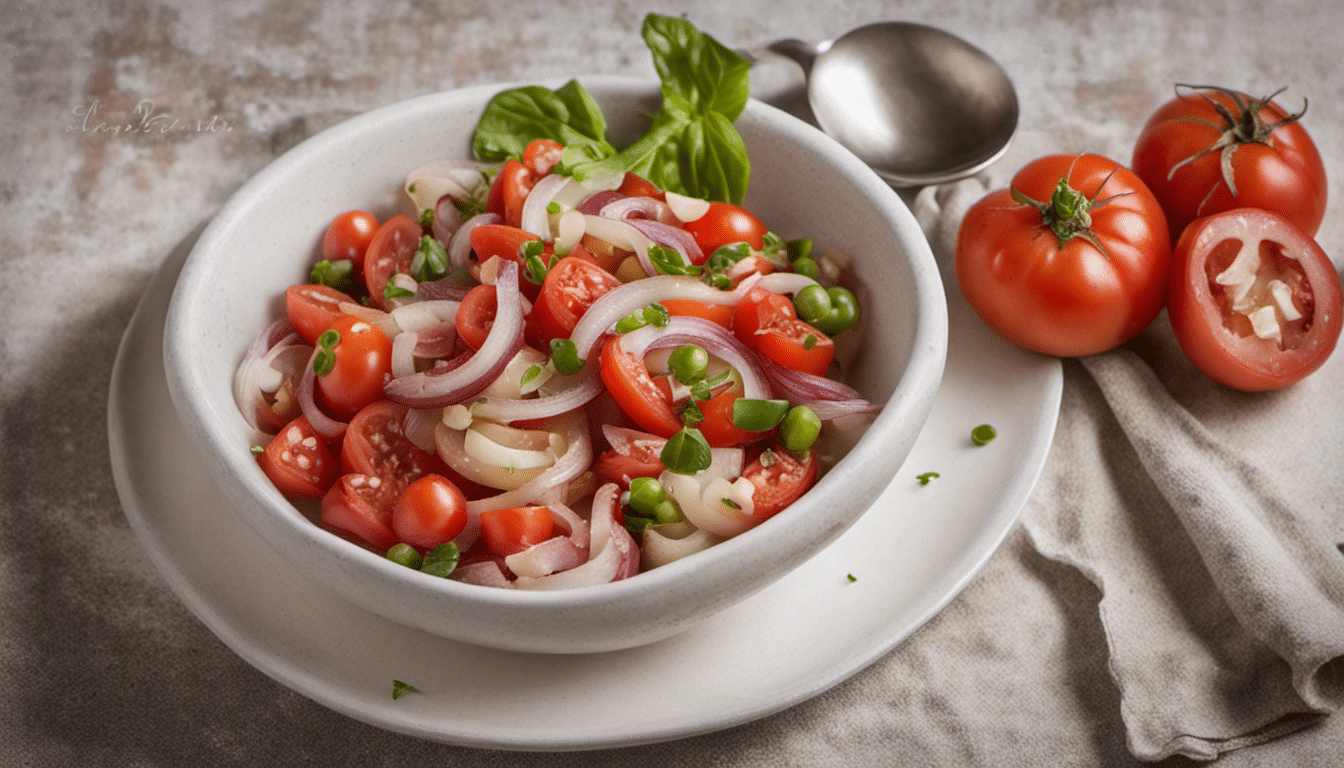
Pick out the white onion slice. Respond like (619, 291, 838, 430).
(448, 212, 502, 269)
(390, 330, 418, 379)
(402, 407, 441, 452)
(404, 159, 490, 212)
(568, 275, 748, 361)
(504, 503, 590, 579)
(467, 366, 603, 422)
(463, 409, 592, 514)
(453, 560, 513, 588)
(641, 525, 723, 569)
(663, 190, 711, 222)
(512, 483, 639, 589)
(519, 173, 573, 239)
(383, 261, 524, 408)
(599, 195, 677, 225)
(626, 218, 705, 269)
(753, 272, 820, 296)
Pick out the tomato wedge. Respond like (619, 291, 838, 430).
(285, 284, 355, 346)
(733, 287, 835, 376)
(479, 506, 555, 556)
(342, 400, 488, 499)
(320, 473, 401, 552)
(742, 446, 818, 519)
(1168, 208, 1342, 391)
(661, 298, 734, 329)
(530, 256, 621, 343)
(256, 415, 339, 498)
(599, 336, 682, 439)
(363, 215, 422, 309)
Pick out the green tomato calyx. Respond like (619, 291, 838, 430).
(1168, 84, 1308, 198)
(1011, 160, 1130, 258)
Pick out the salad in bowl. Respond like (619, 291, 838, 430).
(164, 15, 945, 651)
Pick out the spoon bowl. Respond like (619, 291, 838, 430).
(766, 22, 1018, 187)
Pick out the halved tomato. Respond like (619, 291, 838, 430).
(733, 287, 835, 376)
(598, 336, 682, 439)
(256, 415, 339, 498)
(1168, 208, 1342, 390)
(742, 445, 818, 518)
(285, 283, 355, 346)
(530, 256, 621, 343)
(363, 215, 422, 309)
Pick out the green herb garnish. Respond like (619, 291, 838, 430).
(549, 338, 584, 376)
(916, 471, 941, 486)
(659, 426, 713, 475)
(971, 424, 997, 446)
(392, 680, 415, 700)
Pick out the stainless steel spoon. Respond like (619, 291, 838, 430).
(759, 22, 1019, 187)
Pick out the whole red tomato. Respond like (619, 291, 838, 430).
(1132, 85, 1327, 240)
(955, 154, 1171, 357)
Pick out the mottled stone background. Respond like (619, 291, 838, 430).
(3, 0, 1342, 766)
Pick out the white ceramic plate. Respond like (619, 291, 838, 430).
(109, 231, 1060, 750)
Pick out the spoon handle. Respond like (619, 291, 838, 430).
(762, 38, 824, 75)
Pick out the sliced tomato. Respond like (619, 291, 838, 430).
(661, 298, 734, 329)
(319, 473, 401, 552)
(616, 172, 665, 200)
(321, 210, 379, 273)
(342, 400, 489, 499)
(469, 223, 544, 300)
(256, 415, 339, 498)
(598, 336, 682, 439)
(522, 138, 565, 176)
(593, 440, 665, 487)
(733, 287, 835, 376)
(530, 256, 621, 343)
(391, 474, 468, 550)
(695, 388, 760, 447)
(486, 159, 534, 228)
(456, 283, 497, 351)
(741, 445, 818, 519)
(1168, 208, 1342, 391)
(314, 315, 393, 422)
(363, 215, 422, 309)
(479, 506, 555, 556)
(285, 283, 356, 346)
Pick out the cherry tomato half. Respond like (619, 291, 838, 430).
(285, 283, 356, 346)
(741, 445, 818, 519)
(598, 336, 683, 440)
(682, 201, 767, 254)
(256, 415, 339, 499)
(1133, 86, 1327, 240)
(522, 138, 565, 177)
(363, 215, 422, 309)
(530, 256, 621, 343)
(320, 472, 401, 552)
(485, 159, 535, 228)
(391, 474, 468, 550)
(732, 287, 835, 376)
(313, 315, 393, 422)
(1168, 208, 1342, 391)
(955, 153, 1171, 357)
(321, 210, 380, 273)
(479, 506, 555, 556)
(342, 400, 488, 499)
(661, 298, 734, 329)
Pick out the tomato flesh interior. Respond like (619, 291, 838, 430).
(1204, 236, 1314, 351)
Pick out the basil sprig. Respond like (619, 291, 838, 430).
(470, 13, 751, 204)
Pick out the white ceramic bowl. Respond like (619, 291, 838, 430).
(164, 76, 947, 653)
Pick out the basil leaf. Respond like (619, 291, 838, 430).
(568, 14, 751, 204)
(659, 427, 713, 475)
(472, 80, 616, 164)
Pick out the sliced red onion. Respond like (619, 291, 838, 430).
(627, 218, 705, 269)
(512, 483, 639, 589)
(759, 357, 882, 420)
(411, 323, 457, 359)
(432, 195, 463, 244)
(467, 366, 603, 422)
(619, 316, 771, 401)
(404, 159, 491, 212)
(402, 407, 441, 453)
(233, 318, 309, 434)
(296, 346, 347, 440)
(464, 410, 592, 514)
(598, 195, 677, 225)
(390, 330, 418, 379)
(576, 190, 624, 214)
(453, 560, 513, 588)
(415, 277, 473, 302)
(503, 503, 590, 579)
(568, 275, 747, 361)
(383, 261, 524, 408)
(448, 212, 502, 269)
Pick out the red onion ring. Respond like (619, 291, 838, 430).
(467, 366, 604, 422)
(233, 318, 309, 433)
(759, 357, 881, 420)
(569, 275, 752, 361)
(432, 195, 462, 244)
(512, 483, 639, 589)
(296, 345, 347, 440)
(598, 195, 677, 225)
(464, 410, 593, 515)
(626, 218, 705, 270)
(619, 315, 771, 401)
(577, 190, 624, 214)
(383, 261, 523, 408)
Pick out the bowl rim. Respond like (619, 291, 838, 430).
(163, 74, 947, 613)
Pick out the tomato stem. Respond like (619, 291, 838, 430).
(1166, 84, 1308, 198)
(1010, 164, 1129, 258)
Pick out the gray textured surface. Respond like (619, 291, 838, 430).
(4, 0, 1343, 765)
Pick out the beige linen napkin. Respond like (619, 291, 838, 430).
(914, 179, 1344, 762)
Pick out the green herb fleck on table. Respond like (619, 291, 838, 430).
(846, 573, 857, 583)
(392, 679, 415, 700)
(916, 471, 940, 485)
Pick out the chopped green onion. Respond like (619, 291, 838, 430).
(520, 364, 543, 388)
(624, 515, 654, 536)
(760, 231, 787, 262)
(679, 400, 705, 427)
(971, 424, 997, 446)
(730, 398, 790, 432)
(549, 338, 584, 375)
(846, 573, 857, 583)
(802, 334, 818, 350)
(383, 282, 415, 299)
(250, 445, 264, 455)
(420, 542, 461, 578)
(916, 471, 941, 485)
(520, 239, 545, 259)
(313, 329, 340, 376)
(721, 497, 741, 510)
(659, 427, 712, 475)
(524, 253, 549, 284)
(386, 543, 423, 569)
(410, 235, 449, 282)
(786, 237, 813, 262)
(643, 302, 670, 328)
(418, 208, 434, 229)
(668, 344, 709, 384)
(615, 310, 649, 334)
(779, 405, 821, 452)
(546, 201, 563, 215)
(309, 258, 354, 291)
(392, 680, 415, 700)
